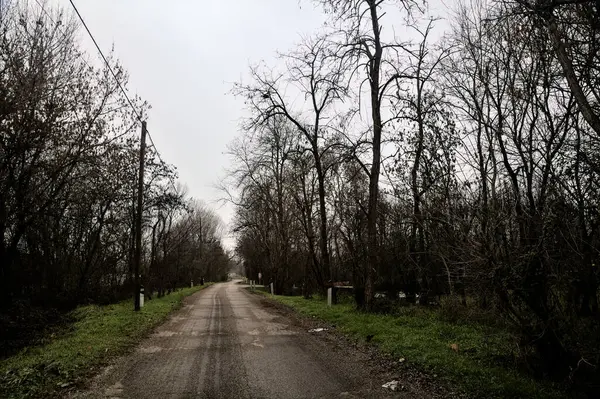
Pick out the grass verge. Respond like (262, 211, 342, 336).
(0, 283, 213, 398)
(260, 292, 568, 399)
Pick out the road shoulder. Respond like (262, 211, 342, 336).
(247, 289, 456, 398)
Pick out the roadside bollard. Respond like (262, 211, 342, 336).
(140, 286, 145, 308)
(327, 288, 332, 307)
(270, 282, 274, 295)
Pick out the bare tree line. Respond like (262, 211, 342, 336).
(0, 2, 230, 354)
(229, 0, 599, 389)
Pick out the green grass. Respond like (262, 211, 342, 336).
(0, 284, 213, 398)
(262, 293, 568, 399)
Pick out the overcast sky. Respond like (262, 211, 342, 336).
(43, 0, 450, 250)
(43, 0, 327, 248)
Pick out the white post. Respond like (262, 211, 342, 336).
(139, 287, 145, 308)
(270, 282, 274, 295)
(327, 288, 332, 307)
(191, 280, 194, 288)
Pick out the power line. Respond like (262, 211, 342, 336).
(66, 0, 179, 311)
(31, 0, 143, 148)
(67, 0, 178, 192)
(68, 0, 141, 121)
(146, 134, 180, 192)
(35, 0, 178, 192)
(35, 1, 160, 158)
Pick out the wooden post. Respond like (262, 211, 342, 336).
(134, 121, 147, 311)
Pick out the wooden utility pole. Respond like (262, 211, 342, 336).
(134, 121, 147, 311)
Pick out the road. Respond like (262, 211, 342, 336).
(81, 281, 410, 399)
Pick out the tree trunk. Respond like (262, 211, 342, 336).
(364, 0, 383, 311)
(314, 150, 331, 288)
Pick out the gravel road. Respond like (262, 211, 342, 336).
(79, 280, 417, 399)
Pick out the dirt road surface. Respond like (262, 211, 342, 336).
(78, 281, 416, 399)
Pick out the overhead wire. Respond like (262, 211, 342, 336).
(66, 0, 179, 192)
(32, 0, 141, 148)
(68, 0, 140, 121)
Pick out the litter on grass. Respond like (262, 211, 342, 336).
(308, 328, 328, 333)
(382, 380, 401, 391)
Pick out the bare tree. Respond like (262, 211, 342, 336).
(233, 35, 349, 292)
(512, 0, 600, 135)
(312, 0, 422, 308)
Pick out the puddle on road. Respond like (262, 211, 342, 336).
(105, 381, 124, 397)
(247, 326, 296, 336)
(139, 346, 163, 353)
(152, 330, 205, 337)
(154, 330, 177, 337)
(265, 324, 296, 336)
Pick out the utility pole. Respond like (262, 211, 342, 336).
(134, 121, 147, 311)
